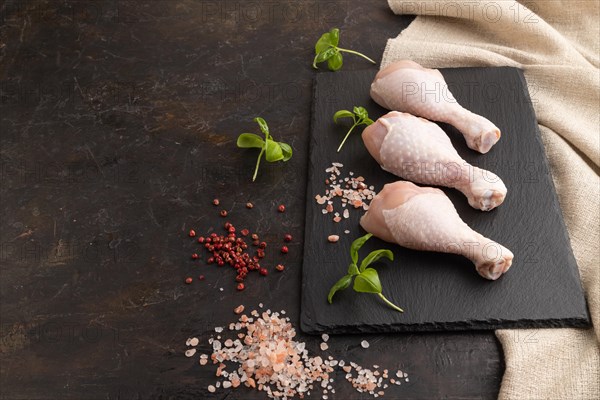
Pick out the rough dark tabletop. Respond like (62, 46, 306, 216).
(0, 1, 504, 399)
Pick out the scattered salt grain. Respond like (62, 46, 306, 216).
(321, 333, 329, 342)
(234, 305, 245, 314)
(361, 340, 370, 349)
(320, 343, 329, 351)
(327, 235, 339, 243)
(207, 385, 216, 393)
(188, 337, 199, 347)
(185, 348, 197, 357)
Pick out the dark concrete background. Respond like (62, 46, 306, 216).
(1, 1, 505, 399)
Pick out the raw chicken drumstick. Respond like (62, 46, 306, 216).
(370, 60, 501, 154)
(360, 181, 514, 280)
(362, 111, 507, 211)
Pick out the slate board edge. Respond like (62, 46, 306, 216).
(301, 316, 591, 335)
(300, 74, 322, 335)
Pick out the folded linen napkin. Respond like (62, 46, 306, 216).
(382, 1, 599, 398)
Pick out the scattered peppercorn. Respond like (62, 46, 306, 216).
(241, 229, 249, 236)
(246, 202, 254, 209)
(281, 246, 289, 254)
(191, 253, 199, 260)
(220, 210, 228, 217)
(284, 234, 292, 242)
(189, 229, 196, 237)
(259, 268, 268, 276)
(198, 275, 205, 280)
(185, 277, 193, 284)
(278, 204, 286, 213)
(213, 199, 220, 206)
(259, 241, 267, 249)
(251, 233, 259, 240)
(236, 283, 245, 291)
(198, 236, 205, 243)
(276, 264, 285, 272)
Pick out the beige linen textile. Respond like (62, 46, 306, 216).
(382, 1, 600, 399)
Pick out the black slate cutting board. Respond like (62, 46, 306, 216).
(300, 68, 590, 334)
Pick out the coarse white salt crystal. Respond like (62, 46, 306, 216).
(405, 377, 409, 382)
(185, 348, 196, 357)
(344, 230, 350, 234)
(404, 372, 408, 378)
(259, 303, 263, 308)
(396, 370, 402, 377)
(338, 360, 345, 367)
(207, 385, 216, 393)
(219, 287, 224, 291)
(361, 340, 370, 349)
(189, 337, 199, 347)
(321, 333, 329, 342)
(199, 358, 208, 365)
(223, 381, 232, 389)
(343, 209, 349, 219)
(215, 327, 223, 333)
(322, 209, 328, 214)
(216, 381, 221, 388)
(320, 343, 329, 351)
(332, 162, 343, 167)
(327, 235, 339, 243)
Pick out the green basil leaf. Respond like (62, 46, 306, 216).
(353, 268, 382, 294)
(353, 106, 368, 120)
(362, 117, 374, 126)
(333, 110, 354, 124)
(265, 139, 284, 162)
(327, 51, 343, 71)
(350, 233, 372, 264)
(253, 117, 269, 137)
(278, 142, 293, 162)
(348, 263, 359, 276)
(237, 133, 265, 149)
(315, 31, 335, 54)
(327, 274, 353, 304)
(314, 47, 337, 66)
(328, 28, 340, 47)
(359, 249, 394, 272)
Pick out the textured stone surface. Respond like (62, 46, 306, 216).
(301, 68, 590, 334)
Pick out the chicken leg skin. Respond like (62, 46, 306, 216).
(370, 60, 501, 154)
(360, 181, 514, 280)
(362, 111, 507, 211)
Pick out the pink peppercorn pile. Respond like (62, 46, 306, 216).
(189, 222, 270, 290)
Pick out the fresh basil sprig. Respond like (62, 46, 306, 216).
(333, 106, 374, 152)
(328, 233, 404, 313)
(236, 117, 293, 182)
(313, 28, 376, 71)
